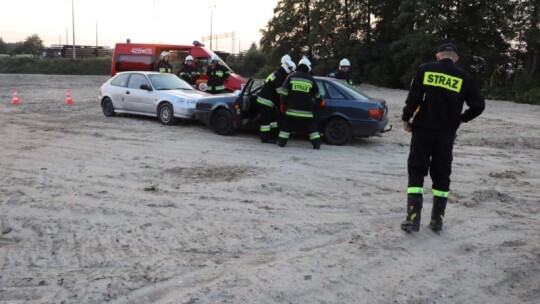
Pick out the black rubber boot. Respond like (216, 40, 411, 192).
(401, 195, 423, 232)
(278, 138, 287, 147)
(429, 196, 447, 233)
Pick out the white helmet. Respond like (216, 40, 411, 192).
(298, 56, 312, 71)
(211, 54, 219, 62)
(185, 55, 194, 63)
(339, 58, 350, 68)
(282, 60, 296, 73)
(281, 54, 292, 64)
(160, 51, 170, 59)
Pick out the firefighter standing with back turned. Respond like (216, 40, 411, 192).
(277, 57, 325, 149)
(401, 43, 485, 233)
(257, 58, 296, 144)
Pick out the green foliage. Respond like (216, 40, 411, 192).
(0, 57, 111, 75)
(254, 0, 540, 105)
(12, 34, 44, 56)
(0, 37, 8, 54)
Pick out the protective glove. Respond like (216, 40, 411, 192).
(280, 104, 287, 113)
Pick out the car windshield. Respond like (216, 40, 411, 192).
(332, 80, 372, 101)
(148, 74, 194, 90)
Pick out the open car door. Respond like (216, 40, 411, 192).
(232, 78, 255, 128)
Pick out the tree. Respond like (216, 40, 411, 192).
(260, 0, 316, 64)
(13, 34, 44, 56)
(0, 37, 8, 54)
(238, 43, 267, 77)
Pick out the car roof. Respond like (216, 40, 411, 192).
(116, 71, 166, 76)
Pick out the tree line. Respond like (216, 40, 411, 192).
(233, 0, 539, 104)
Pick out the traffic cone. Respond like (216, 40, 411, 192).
(12, 90, 20, 105)
(65, 89, 74, 105)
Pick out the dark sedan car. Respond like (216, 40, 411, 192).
(194, 77, 390, 145)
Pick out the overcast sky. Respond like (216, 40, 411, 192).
(0, 0, 280, 53)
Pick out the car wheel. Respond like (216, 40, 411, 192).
(211, 109, 234, 135)
(102, 97, 115, 117)
(158, 103, 176, 125)
(324, 118, 351, 145)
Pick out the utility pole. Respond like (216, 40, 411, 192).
(209, 4, 216, 50)
(72, 0, 76, 59)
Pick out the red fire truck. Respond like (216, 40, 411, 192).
(110, 41, 246, 92)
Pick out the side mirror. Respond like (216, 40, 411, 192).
(234, 90, 242, 96)
(140, 84, 152, 91)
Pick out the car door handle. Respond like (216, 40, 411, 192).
(126, 91, 130, 94)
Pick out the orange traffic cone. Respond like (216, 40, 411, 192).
(12, 89, 20, 105)
(65, 89, 74, 105)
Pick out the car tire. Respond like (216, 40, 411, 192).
(158, 103, 176, 125)
(324, 117, 351, 145)
(211, 109, 235, 135)
(102, 97, 115, 117)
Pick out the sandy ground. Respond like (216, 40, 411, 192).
(0, 74, 539, 304)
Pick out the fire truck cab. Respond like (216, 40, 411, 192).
(111, 41, 246, 92)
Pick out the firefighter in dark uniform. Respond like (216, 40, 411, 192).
(277, 57, 325, 149)
(401, 43, 485, 233)
(206, 54, 230, 94)
(155, 51, 172, 73)
(257, 59, 296, 144)
(328, 58, 355, 86)
(178, 55, 200, 87)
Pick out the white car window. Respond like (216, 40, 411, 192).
(127, 74, 150, 90)
(111, 74, 130, 87)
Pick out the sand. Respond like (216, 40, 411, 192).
(0, 74, 539, 303)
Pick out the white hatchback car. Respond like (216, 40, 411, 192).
(99, 72, 209, 125)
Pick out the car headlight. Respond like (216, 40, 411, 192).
(176, 98, 196, 107)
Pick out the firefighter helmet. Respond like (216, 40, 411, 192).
(339, 58, 350, 68)
(160, 51, 170, 59)
(185, 55, 194, 63)
(282, 60, 296, 73)
(281, 54, 292, 64)
(211, 54, 219, 62)
(298, 56, 312, 71)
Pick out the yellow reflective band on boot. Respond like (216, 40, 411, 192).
(260, 125, 271, 132)
(309, 132, 320, 140)
(410, 213, 417, 221)
(407, 187, 424, 194)
(433, 189, 449, 198)
(423, 72, 463, 93)
(279, 131, 290, 139)
(270, 122, 278, 128)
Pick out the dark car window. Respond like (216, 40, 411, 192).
(148, 74, 194, 90)
(333, 80, 371, 101)
(324, 81, 347, 99)
(315, 80, 327, 98)
(127, 74, 150, 90)
(110, 73, 130, 87)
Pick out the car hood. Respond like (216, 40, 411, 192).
(161, 89, 210, 100)
(197, 93, 237, 105)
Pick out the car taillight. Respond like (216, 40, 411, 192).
(369, 108, 383, 120)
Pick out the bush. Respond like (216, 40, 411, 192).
(0, 57, 111, 75)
